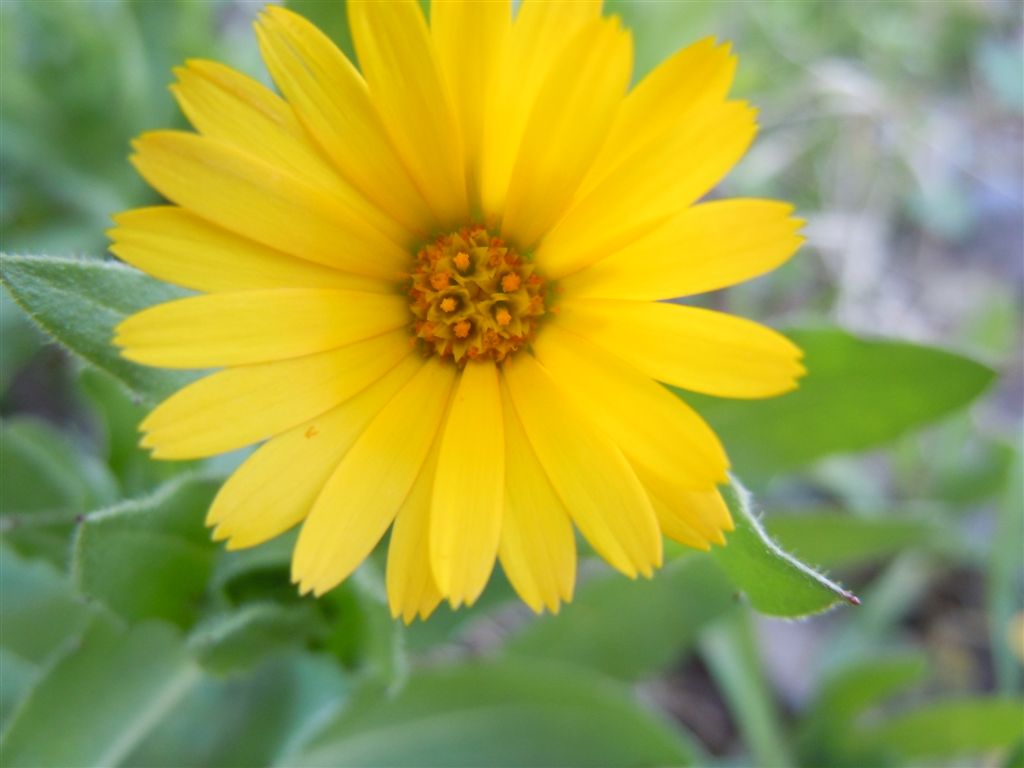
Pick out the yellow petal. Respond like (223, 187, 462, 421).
(648, 492, 711, 550)
(639, 466, 733, 546)
(348, 0, 467, 225)
(387, 442, 443, 624)
(480, 0, 601, 220)
(292, 359, 456, 596)
(577, 37, 736, 202)
(561, 200, 804, 301)
(554, 299, 805, 398)
(533, 323, 727, 489)
(140, 331, 411, 459)
(537, 100, 757, 279)
(498, 380, 575, 613)
(430, 362, 504, 608)
(502, 353, 661, 578)
(208, 354, 423, 549)
(115, 288, 407, 369)
(109, 206, 389, 294)
(255, 7, 433, 234)
(500, 17, 632, 249)
(131, 131, 408, 280)
(171, 58, 357, 198)
(431, 0, 511, 209)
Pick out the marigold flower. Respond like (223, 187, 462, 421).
(111, 1, 805, 621)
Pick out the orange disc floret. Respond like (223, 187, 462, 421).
(408, 226, 546, 365)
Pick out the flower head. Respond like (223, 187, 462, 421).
(111, 1, 804, 621)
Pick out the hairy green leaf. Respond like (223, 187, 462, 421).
(712, 482, 859, 616)
(1, 254, 193, 404)
(764, 512, 940, 569)
(72, 475, 219, 625)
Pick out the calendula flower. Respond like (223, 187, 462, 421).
(111, 1, 804, 621)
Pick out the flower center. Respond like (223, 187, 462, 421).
(409, 226, 546, 365)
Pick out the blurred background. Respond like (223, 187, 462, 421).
(1, 1, 1022, 766)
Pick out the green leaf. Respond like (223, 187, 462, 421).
(0, 542, 103, 727)
(71, 475, 219, 625)
(0, 620, 201, 768)
(209, 532, 296, 605)
(862, 697, 1024, 761)
(78, 367, 192, 495)
(1, 417, 117, 516)
(1, 416, 118, 564)
(797, 654, 930, 766)
(990, 442, 1024, 693)
(0, 541, 104, 728)
(764, 512, 940, 569)
(188, 602, 328, 674)
(0, 543, 95, 667)
(701, 610, 792, 768)
(684, 328, 997, 481)
(292, 660, 695, 767)
(0, 254, 194, 405)
(712, 482, 859, 616)
(506, 556, 734, 681)
(320, 564, 407, 684)
(814, 654, 929, 724)
(0, 284, 43, 393)
(126, 652, 348, 768)
(0, 649, 37, 728)
(1005, 740, 1024, 768)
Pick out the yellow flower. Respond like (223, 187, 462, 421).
(111, 1, 804, 621)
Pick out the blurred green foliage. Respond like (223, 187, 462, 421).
(1, 0, 1022, 766)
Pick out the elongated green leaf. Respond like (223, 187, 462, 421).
(684, 328, 996, 480)
(712, 482, 859, 616)
(991, 443, 1024, 693)
(814, 654, 930, 724)
(796, 654, 931, 766)
(764, 512, 940, 569)
(862, 697, 1024, 760)
(701, 610, 792, 768)
(72, 475, 219, 625)
(506, 556, 734, 681)
(0, 254, 194, 404)
(293, 660, 695, 767)
(0, 621, 200, 768)
(126, 652, 348, 768)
